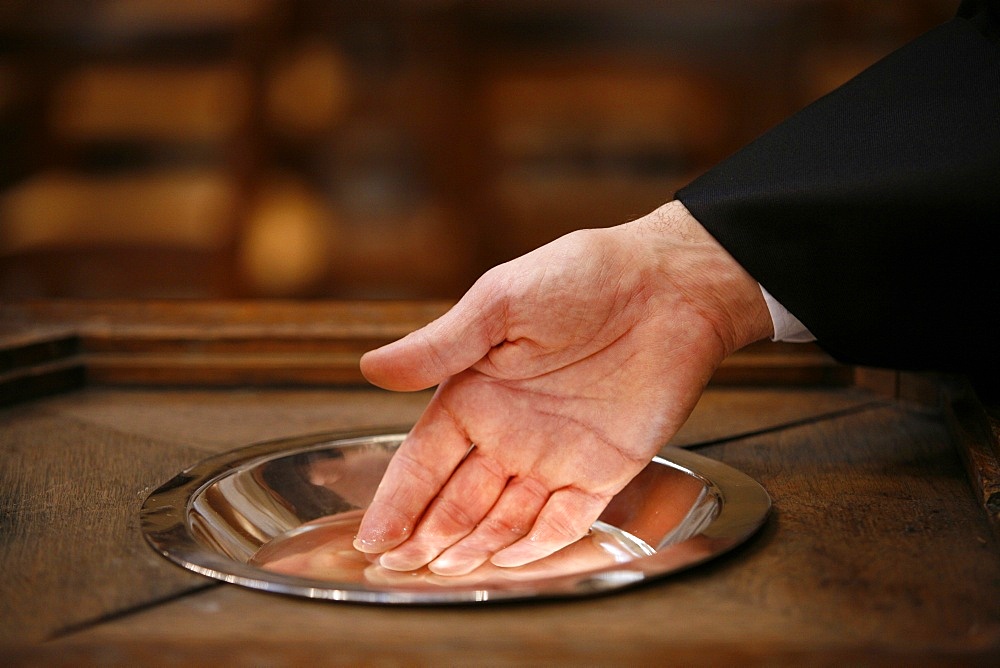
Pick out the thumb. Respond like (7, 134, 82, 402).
(360, 282, 505, 391)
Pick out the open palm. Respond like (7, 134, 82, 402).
(353, 201, 770, 575)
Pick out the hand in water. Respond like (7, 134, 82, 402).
(353, 201, 771, 575)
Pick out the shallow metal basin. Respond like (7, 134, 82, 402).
(141, 430, 770, 604)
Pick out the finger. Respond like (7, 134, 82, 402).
(489, 487, 612, 569)
(427, 476, 549, 576)
(360, 278, 507, 391)
(353, 406, 470, 554)
(377, 449, 510, 572)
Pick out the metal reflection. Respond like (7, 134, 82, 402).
(141, 430, 770, 604)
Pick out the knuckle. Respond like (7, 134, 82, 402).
(532, 487, 609, 544)
(533, 510, 585, 544)
(478, 514, 529, 542)
(428, 494, 479, 535)
(390, 450, 438, 492)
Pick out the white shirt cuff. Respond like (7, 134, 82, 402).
(760, 284, 816, 343)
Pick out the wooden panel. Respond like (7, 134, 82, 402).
(948, 385, 1000, 529)
(669, 386, 884, 448)
(4, 402, 994, 665)
(1, 383, 858, 645)
(0, 384, 894, 646)
(1, 300, 998, 664)
(0, 301, 849, 394)
(0, 401, 211, 643)
(0, 300, 451, 342)
(0, 386, 434, 644)
(0, 300, 451, 392)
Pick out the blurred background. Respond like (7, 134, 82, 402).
(0, 0, 957, 300)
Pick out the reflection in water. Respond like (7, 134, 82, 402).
(250, 510, 658, 590)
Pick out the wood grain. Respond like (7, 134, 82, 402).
(0, 385, 873, 646)
(0, 300, 451, 393)
(9, 402, 996, 666)
(0, 387, 435, 645)
(1, 301, 850, 399)
(2, 300, 998, 665)
(947, 383, 1000, 529)
(0, 402, 210, 643)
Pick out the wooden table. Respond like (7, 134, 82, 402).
(2, 301, 999, 666)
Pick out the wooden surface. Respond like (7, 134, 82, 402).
(0, 299, 852, 396)
(2, 301, 999, 666)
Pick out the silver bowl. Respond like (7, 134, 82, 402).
(141, 430, 770, 604)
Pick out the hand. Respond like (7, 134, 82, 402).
(353, 200, 771, 575)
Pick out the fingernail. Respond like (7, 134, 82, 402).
(353, 518, 410, 554)
(352, 535, 380, 553)
(427, 554, 479, 577)
(490, 547, 534, 569)
(378, 549, 427, 572)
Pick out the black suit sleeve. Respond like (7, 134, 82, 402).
(676, 1, 1000, 375)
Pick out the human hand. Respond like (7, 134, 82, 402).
(353, 200, 771, 575)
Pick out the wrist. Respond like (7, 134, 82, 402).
(625, 200, 773, 355)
